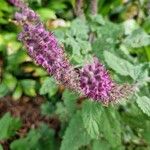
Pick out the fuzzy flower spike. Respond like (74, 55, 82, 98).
(9, 0, 134, 105)
(80, 58, 134, 105)
(9, 0, 80, 91)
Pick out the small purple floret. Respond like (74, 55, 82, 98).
(80, 58, 113, 103)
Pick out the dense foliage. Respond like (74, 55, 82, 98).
(0, 0, 150, 149)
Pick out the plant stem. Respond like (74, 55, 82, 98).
(90, 0, 98, 15)
(74, 0, 84, 18)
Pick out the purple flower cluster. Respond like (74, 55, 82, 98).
(9, 0, 80, 91)
(80, 58, 134, 104)
(80, 58, 113, 104)
(9, 0, 26, 8)
(9, 0, 134, 105)
(15, 8, 39, 22)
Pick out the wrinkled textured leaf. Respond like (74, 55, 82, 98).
(104, 51, 133, 76)
(82, 100, 102, 139)
(60, 112, 91, 150)
(99, 107, 122, 148)
(124, 29, 150, 48)
(70, 19, 89, 40)
(40, 77, 58, 96)
(136, 96, 150, 116)
(63, 90, 79, 116)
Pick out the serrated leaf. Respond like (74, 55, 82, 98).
(65, 37, 81, 55)
(93, 22, 123, 59)
(0, 113, 21, 140)
(55, 102, 68, 122)
(97, 22, 123, 40)
(70, 19, 89, 40)
(81, 100, 102, 139)
(99, 107, 122, 148)
(60, 112, 91, 150)
(136, 96, 150, 116)
(104, 51, 133, 76)
(124, 29, 150, 48)
(76, 39, 92, 54)
(40, 77, 58, 96)
(63, 90, 79, 116)
(129, 63, 149, 84)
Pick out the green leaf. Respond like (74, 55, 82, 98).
(104, 51, 133, 76)
(142, 121, 150, 143)
(7, 50, 28, 71)
(63, 90, 79, 116)
(3, 72, 17, 91)
(0, 0, 13, 12)
(65, 37, 81, 56)
(129, 63, 149, 84)
(0, 113, 21, 140)
(0, 82, 9, 98)
(37, 8, 56, 21)
(99, 107, 122, 148)
(124, 29, 150, 48)
(70, 19, 89, 40)
(60, 112, 91, 150)
(11, 124, 57, 150)
(21, 79, 36, 97)
(81, 100, 102, 139)
(89, 14, 105, 25)
(136, 96, 150, 117)
(76, 39, 92, 54)
(92, 140, 111, 150)
(55, 102, 68, 122)
(40, 77, 58, 97)
(0, 145, 3, 150)
(12, 83, 23, 100)
(41, 102, 54, 116)
(105, 53, 149, 83)
(123, 19, 139, 35)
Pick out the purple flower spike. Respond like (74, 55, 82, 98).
(10, 0, 80, 91)
(9, 0, 134, 104)
(80, 58, 113, 104)
(9, 0, 27, 8)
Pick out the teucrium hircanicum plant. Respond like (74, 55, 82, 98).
(9, 0, 134, 105)
(1, 0, 149, 150)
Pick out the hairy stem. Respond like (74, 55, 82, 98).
(74, 0, 84, 18)
(90, 0, 98, 15)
